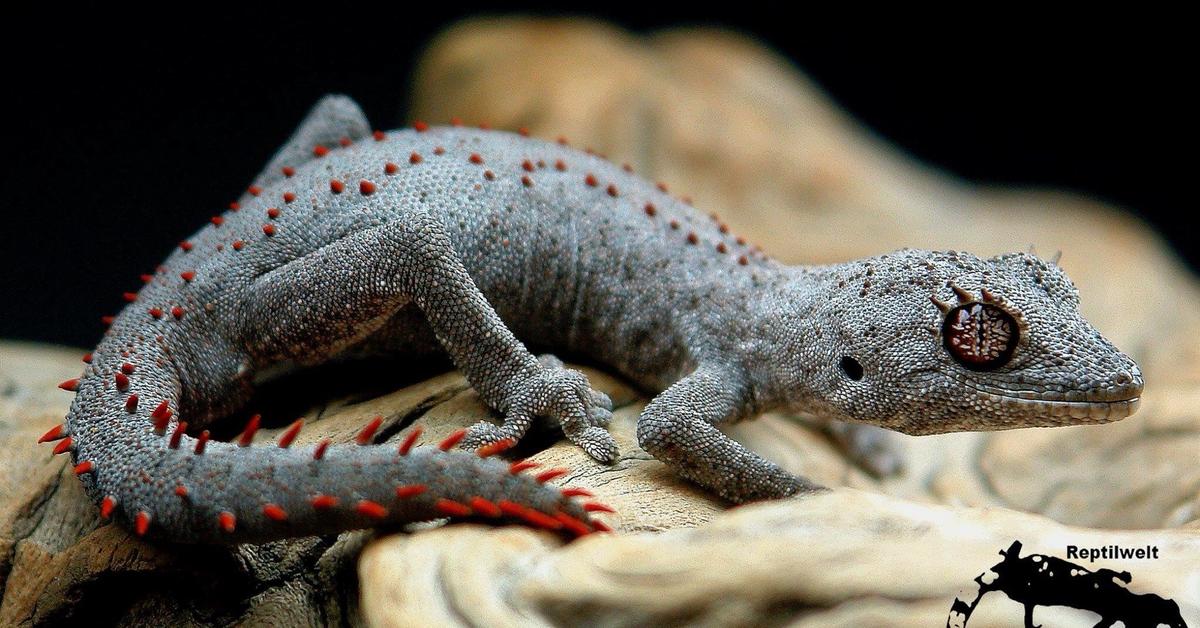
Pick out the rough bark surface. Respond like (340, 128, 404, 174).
(5, 16, 1198, 627)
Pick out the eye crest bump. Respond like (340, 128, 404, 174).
(929, 283, 1003, 314)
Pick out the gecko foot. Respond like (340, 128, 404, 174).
(823, 421, 905, 478)
(463, 356, 619, 464)
(588, 389, 614, 426)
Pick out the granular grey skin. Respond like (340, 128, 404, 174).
(56, 96, 1143, 543)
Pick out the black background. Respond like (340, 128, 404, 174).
(3, 10, 1193, 349)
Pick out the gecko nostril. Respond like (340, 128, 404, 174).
(1096, 370, 1143, 401)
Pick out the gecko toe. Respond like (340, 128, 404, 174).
(566, 426, 619, 464)
(461, 421, 515, 451)
(588, 405, 613, 428)
(589, 389, 613, 411)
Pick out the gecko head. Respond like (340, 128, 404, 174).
(780, 249, 1142, 435)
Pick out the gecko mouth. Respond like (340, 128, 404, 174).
(889, 380, 1142, 436)
(975, 389, 1141, 424)
(897, 385, 1142, 436)
(970, 369, 1144, 426)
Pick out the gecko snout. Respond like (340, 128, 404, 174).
(1088, 367, 1143, 403)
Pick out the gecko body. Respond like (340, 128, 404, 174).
(45, 96, 1143, 542)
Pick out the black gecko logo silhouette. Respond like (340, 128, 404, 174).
(946, 541, 1186, 628)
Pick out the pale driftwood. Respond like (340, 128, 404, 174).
(360, 491, 1200, 627)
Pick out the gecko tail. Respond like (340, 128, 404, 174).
(47, 320, 610, 543)
(46, 390, 610, 543)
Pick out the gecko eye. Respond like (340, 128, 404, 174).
(942, 303, 1019, 371)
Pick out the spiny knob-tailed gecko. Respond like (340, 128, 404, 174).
(42, 95, 1143, 543)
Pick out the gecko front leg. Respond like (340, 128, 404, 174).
(821, 421, 904, 477)
(637, 364, 825, 503)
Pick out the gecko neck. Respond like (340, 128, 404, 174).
(714, 261, 856, 419)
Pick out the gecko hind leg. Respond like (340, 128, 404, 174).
(240, 210, 618, 463)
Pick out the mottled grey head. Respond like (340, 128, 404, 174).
(773, 249, 1142, 435)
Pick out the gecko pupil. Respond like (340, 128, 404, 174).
(943, 303, 1018, 370)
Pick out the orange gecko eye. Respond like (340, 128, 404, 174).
(942, 302, 1019, 371)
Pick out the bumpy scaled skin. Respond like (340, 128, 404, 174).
(46, 96, 1143, 542)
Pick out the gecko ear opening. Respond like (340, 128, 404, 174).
(839, 356, 864, 381)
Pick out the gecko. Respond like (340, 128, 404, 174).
(40, 95, 1144, 543)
